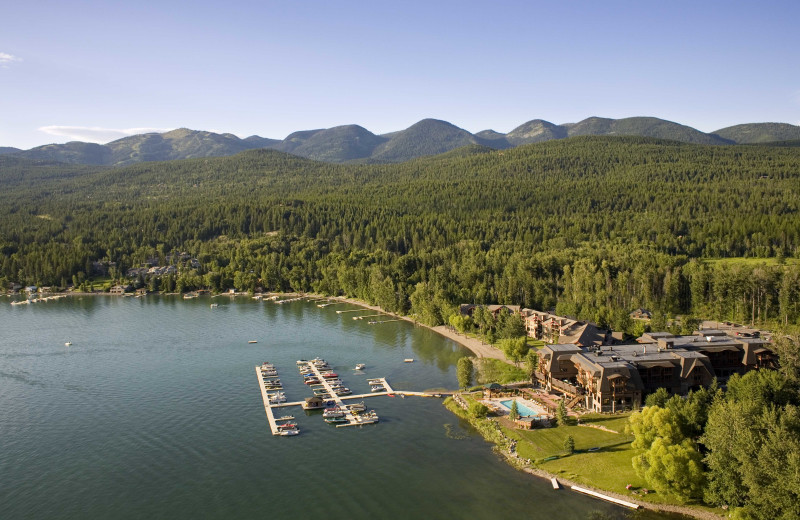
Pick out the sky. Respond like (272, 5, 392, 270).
(2, 0, 799, 149)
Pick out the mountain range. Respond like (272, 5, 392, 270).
(3, 117, 800, 166)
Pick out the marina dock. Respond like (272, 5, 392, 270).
(255, 365, 283, 435)
(296, 361, 385, 427)
(257, 358, 448, 435)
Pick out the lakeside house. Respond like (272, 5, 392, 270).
(109, 284, 132, 295)
(536, 330, 776, 413)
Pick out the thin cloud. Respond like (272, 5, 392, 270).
(0, 52, 22, 67)
(38, 126, 172, 143)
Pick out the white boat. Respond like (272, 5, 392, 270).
(210, 303, 218, 308)
(248, 340, 258, 344)
(65, 342, 72, 346)
(355, 363, 366, 370)
(276, 429, 299, 436)
(404, 358, 414, 363)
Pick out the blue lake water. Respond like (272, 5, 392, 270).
(0, 295, 679, 519)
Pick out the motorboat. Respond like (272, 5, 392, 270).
(370, 385, 385, 392)
(355, 364, 366, 370)
(277, 429, 299, 436)
(323, 409, 344, 419)
(346, 402, 366, 412)
(324, 416, 349, 424)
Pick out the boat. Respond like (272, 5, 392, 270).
(335, 389, 352, 396)
(248, 340, 258, 344)
(64, 342, 72, 346)
(323, 409, 344, 419)
(210, 303, 218, 308)
(355, 363, 366, 370)
(322, 373, 338, 379)
(370, 385, 385, 392)
(275, 415, 295, 421)
(276, 429, 299, 436)
(304, 379, 321, 386)
(346, 402, 366, 412)
(404, 358, 414, 363)
(296, 359, 308, 365)
(324, 416, 349, 424)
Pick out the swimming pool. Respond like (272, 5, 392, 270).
(499, 399, 539, 417)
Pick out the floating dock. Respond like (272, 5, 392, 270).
(257, 359, 448, 435)
(571, 486, 640, 509)
(296, 361, 387, 427)
(255, 365, 283, 435)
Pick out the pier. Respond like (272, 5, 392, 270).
(255, 365, 283, 435)
(257, 359, 449, 435)
(296, 361, 386, 427)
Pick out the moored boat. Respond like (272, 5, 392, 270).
(355, 363, 366, 370)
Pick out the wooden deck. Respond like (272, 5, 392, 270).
(258, 361, 450, 433)
(255, 365, 282, 435)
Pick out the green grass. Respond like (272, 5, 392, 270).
(475, 358, 527, 384)
(507, 421, 633, 461)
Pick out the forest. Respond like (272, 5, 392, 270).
(3, 135, 800, 517)
(1, 136, 800, 334)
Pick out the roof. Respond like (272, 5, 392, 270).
(484, 383, 503, 390)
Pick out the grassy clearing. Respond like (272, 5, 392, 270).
(505, 418, 634, 461)
(474, 358, 527, 384)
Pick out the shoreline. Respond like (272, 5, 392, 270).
(11, 289, 720, 518)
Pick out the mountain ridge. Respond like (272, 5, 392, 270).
(6, 118, 799, 166)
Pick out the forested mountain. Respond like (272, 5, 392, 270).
(0, 146, 22, 155)
(506, 119, 567, 145)
(13, 141, 112, 165)
(106, 128, 267, 166)
(712, 123, 800, 144)
(270, 124, 388, 162)
(368, 119, 481, 162)
(564, 116, 732, 145)
(8, 118, 800, 166)
(2, 135, 800, 335)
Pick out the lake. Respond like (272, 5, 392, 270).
(0, 295, 678, 519)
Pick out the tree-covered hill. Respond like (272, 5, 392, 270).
(368, 119, 481, 162)
(506, 119, 567, 145)
(712, 122, 800, 144)
(10, 117, 796, 167)
(3, 135, 800, 334)
(565, 116, 732, 145)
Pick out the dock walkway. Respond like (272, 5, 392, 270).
(298, 362, 387, 427)
(255, 365, 283, 435)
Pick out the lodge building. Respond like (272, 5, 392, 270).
(536, 330, 776, 413)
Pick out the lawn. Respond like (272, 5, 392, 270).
(475, 358, 527, 384)
(506, 420, 633, 461)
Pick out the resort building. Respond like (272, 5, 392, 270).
(521, 309, 613, 346)
(536, 330, 776, 413)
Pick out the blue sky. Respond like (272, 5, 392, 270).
(2, 1, 799, 149)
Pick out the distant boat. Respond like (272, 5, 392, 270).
(65, 342, 72, 346)
(355, 363, 366, 370)
(404, 358, 414, 363)
(210, 303, 218, 308)
(248, 340, 257, 344)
